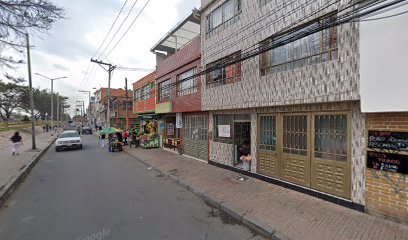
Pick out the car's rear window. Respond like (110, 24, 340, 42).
(59, 132, 80, 138)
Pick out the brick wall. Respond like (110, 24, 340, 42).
(156, 36, 201, 79)
(133, 71, 156, 114)
(365, 113, 408, 223)
(156, 37, 202, 113)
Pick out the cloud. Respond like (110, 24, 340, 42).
(19, 0, 201, 116)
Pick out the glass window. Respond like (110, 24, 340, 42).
(140, 84, 150, 100)
(213, 114, 233, 144)
(260, 13, 338, 76)
(260, 115, 276, 151)
(206, 51, 241, 88)
(206, 0, 241, 36)
(314, 114, 347, 162)
(177, 68, 197, 96)
(134, 89, 141, 102)
(158, 79, 171, 102)
(283, 115, 308, 156)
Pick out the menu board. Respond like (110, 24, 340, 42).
(367, 151, 408, 174)
(367, 130, 408, 174)
(368, 131, 408, 152)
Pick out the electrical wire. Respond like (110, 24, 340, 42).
(104, 0, 151, 59)
(133, 0, 406, 101)
(97, 0, 140, 59)
(91, 0, 129, 59)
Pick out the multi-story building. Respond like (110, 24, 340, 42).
(151, 10, 208, 160)
(94, 88, 137, 128)
(200, 0, 408, 222)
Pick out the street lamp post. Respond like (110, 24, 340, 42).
(79, 90, 91, 122)
(34, 73, 67, 136)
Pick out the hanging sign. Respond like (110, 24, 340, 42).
(218, 125, 231, 138)
(176, 113, 183, 128)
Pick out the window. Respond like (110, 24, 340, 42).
(213, 114, 233, 144)
(206, 51, 241, 88)
(177, 68, 197, 96)
(213, 114, 250, 144)
(134, 89, 141, 102)
(314, 114, 348, 162)
(260, 115, 276, 151)
(259, 0, 272, 6)
(141, 84, 150, 100)
(260, 13, 338, 76)
(206, 0, 241, 37)
(283, 115, 308, 156)
(158, 79, 171, 102)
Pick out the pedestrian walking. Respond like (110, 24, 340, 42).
(99, 134, 106, 148)
(122, 130, 128, 146)
(10, 132, 23, 156)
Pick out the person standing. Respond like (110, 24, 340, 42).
(10, 132, 23, 156)
(99, 133, 106, 148)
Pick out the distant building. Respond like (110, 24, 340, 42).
(94, 88, 138, 129)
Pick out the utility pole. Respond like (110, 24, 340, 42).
(56, 93, 60, 125)
(34, 73, 67, 136)
(26, 33, 36, 149)
(125, 77, 129, 129)
(79, 90, 91, 122)
(90, 59, 116, 128)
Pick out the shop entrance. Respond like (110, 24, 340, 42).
(233, 121, 251, 167)
(257, 113, 351, 199)
(183, 115, 208, 160)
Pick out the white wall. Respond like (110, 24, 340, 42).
(360, 4, 408, 112)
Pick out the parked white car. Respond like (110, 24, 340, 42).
(56, 130, 82, 151)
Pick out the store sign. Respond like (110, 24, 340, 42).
(368, 130, 408, 152)
(367, 151, 408, 174)
(176, 113, 182, 128)
(218, 125, 230, 138)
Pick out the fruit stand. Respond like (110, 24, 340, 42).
(139, 120, 159, 148)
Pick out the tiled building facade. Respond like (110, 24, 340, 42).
(201, 0, 364, 208)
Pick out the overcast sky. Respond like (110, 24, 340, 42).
(15, 0, 200, 115)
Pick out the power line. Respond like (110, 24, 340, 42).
(97, 0, 140, 59)
(202, 0, 344, 63)
(92, 0, 129, 59)
(104, 0, 151, 59)
(134, 0, 405, 101)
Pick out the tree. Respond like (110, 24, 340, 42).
(0, 0, 64, 67)
(0, 76, 26, 121)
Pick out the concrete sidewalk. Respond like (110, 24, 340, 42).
(0, 127, 55, 202)
(124, 147, 408, 240)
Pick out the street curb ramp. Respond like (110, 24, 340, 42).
(124, 149, 291, 240)
(0, 138, 56, 207)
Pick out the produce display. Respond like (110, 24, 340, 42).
(139, 121, 159, 148)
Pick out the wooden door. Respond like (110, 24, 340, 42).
(311, 113, 351, 199)
(281, 114, 311, 187)
(258, 115, 279, 178)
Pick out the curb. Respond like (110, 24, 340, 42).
(124, 149, 290, 240)
(0, 138, 56, 207)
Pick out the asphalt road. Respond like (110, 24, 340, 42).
(0, 134, 266, 240)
